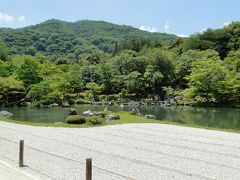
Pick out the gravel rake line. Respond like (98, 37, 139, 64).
(2, 124, 240, 160)
(0, 129, 217, 180)
(0, 152, 57, 180)
(0, 136, 135, 180)
(25, 146, 134, 180)
(112, 128, 240, 150)
(59, 131, 240, 171)
(95, 131, 240, 159)
(126, 126, 240, 144)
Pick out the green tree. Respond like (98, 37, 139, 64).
(67, 65, 83, 94)
(0, 42, 8, 61)
(184, 57, 240, 103)
(0, 76, 25, 102)
(144, 65, 164, 94)
(125, 71, 144, 95)
(25, 46, 36, 56)
(175, 49, 219, 87)
(81, 66, 100, 85)
(86, 82, 100, 101)
(27, 81, 58, 105)
(0, 60, 12, 77)
(100, 63, 113, 94)
(17, 57, 43, 87)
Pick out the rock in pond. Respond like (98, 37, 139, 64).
(83, 110, 93, 116)
(0, 111, 13, 118)
(69, 108, 77, 115)
(145, 114, 157, 119)
(51, 103, 59, 107)
(106, 114, 120, 120)
(62, 101, 70, 107)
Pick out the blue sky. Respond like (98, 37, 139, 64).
(0, 0, 240, 36)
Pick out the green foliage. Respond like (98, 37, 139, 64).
(0, 19, 239, 107)
(81, 66, 100, 84)
(86, 116, 106, 125)
(125, 71, 144, 95)
(0, 42, 8, 61)
(66, 115, 86, 124)
(224, 50, 240, 71)
(0, 76, 25, 102)
(0, 19, 175, 63)
(86, 82, 100, 100)
(26, 81, 57, 104)
(0, 60, 12, 77)
(100, 63, 113, 94)
(175, 49, 219, 87)
(67, 65, 83, 94)
(17, 57, 43, 87)
(184, 57, 240, 103)
(182, 22, 240, 59)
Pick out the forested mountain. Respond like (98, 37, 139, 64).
(0, 19, 175, 63)
(0, 20, 239, 107)
(183, 22, 240, 59)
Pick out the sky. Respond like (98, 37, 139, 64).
(0, 0, 240, 36)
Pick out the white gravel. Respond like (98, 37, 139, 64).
(0, 121, 240, 180)
(0, 161, 33, 180)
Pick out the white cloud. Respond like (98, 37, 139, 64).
(222, 22, 231, 27)
(200, 28, 207, 34)
(164, 20, 170, 33)
(177, 34, 189, 38)
(0, 12, 14, 23)
(139, 26, 157, 33)
(18, 15, 26, 22)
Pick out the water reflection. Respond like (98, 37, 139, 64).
(1, 105, 240, 130)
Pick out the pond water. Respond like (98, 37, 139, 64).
(1, 105, 240, 131)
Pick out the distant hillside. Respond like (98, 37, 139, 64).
(182, 22, 240, 58)
(0, 19, 176, 61)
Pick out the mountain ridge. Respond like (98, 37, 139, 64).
(0, 19, 176, 62)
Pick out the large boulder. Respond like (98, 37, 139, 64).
(83, 110, 93, 117)
(145, 114, 157, 119)
(131, 108, 141, 116)
(106, 114, 120, 120)
(69, 108, 77, 115)
(0, 111, 13, 118)
(62, 101, 70, 107)
(93, 111, 105, 117)
(51, 103, 59, 107)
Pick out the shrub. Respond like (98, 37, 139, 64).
(98, 95, 107, 101)
(86, 116, 106, 125)
(107, 94, 120, 101)
(66, 115, 86, 124)
(75, 98, 85, 104)
(99, 111, 111, 117)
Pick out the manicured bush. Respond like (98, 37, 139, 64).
(86, 116, 106, 125)
(66, 115, 86, 124)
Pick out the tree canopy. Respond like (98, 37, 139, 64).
(0, 20, 239, 106)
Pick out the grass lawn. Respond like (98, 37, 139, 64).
(0, 111, 240, 134)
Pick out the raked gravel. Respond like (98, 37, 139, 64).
(0, 121, 240, 180)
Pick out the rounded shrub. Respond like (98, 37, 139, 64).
(86, 116, 106, 125)
(66, 115, 86, 124)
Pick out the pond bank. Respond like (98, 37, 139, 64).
(0, 111, 240, 134)
(1, 105, 240, 131)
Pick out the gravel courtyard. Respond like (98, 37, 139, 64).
(0, 121, 240, 180)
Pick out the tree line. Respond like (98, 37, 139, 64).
(0, 20, 239, 107)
